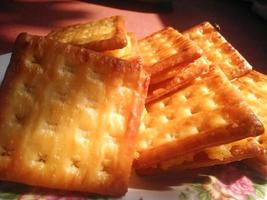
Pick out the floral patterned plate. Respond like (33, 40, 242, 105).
(0, 53, 266, 200)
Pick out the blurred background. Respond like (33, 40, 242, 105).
(0, 0, 266, 72)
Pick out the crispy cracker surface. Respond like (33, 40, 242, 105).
(47, 16, 127, 51)
(183, 22, 252, 80)
(135, 66, 263, 171)
(138, 27, 202, 77)
(0, 33, 149, 196)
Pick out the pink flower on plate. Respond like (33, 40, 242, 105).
(204, 166, 255, 200)
(19, 194, 88, 200)
(226, 175, 254, 197)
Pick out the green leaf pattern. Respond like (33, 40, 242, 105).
(174, 184, 210, 200)
(0, 192, 18, 200)
(254, 184, 266, 199)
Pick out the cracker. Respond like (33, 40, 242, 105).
(146, 57, 210, 103)
(47, 16, 127, 51)
(0, 33, 149, 196)
(134, 66, 263, 170)
(183, 22, 252, 80)
(138, 27, 202, 77)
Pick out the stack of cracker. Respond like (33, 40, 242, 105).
(0, 16, 266, 197)
(135, 22, 267, 177)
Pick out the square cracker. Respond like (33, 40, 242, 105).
(47, 16, 127, 51)
(138, 27, 202, 78)
(134, 66, 263, 171)
(0, 33, 149, 196)
(183, 22, 252, 80)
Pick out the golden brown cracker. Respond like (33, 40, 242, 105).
(0, 33, 149, 196)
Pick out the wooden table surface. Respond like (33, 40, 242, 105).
(0, 0, 266, 72)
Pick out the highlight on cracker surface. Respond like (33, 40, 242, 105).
(0, 33, 148, 196)
(135, 66, 264, 172)
(47, 15, 127, 51)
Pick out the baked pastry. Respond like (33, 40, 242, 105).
(0, 33, 149, 196)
